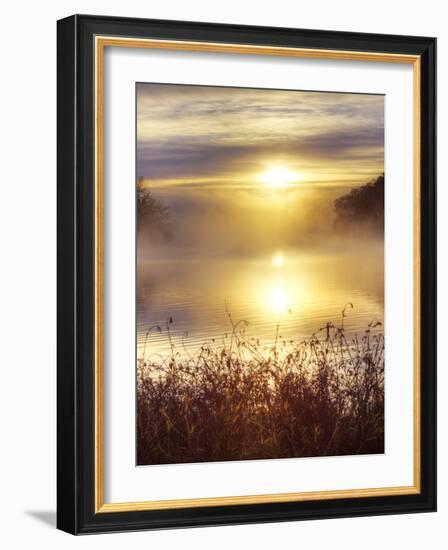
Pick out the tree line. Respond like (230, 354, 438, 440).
(334, 174, 384, 236)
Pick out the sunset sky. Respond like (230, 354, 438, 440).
(136, 83, 384, 258)
(136, 83, 384, 190)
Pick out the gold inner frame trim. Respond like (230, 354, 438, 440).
(94, 35, 421, 513)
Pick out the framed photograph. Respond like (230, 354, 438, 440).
(57, 14, 436, 534)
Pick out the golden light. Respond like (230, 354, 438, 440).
(247, 262, 314, 319)
(270, 286, 289, 314)
(259, 166, 298, 188)
(272, 251, 284, 268)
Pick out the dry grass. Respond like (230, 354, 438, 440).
(137, 304, 384, 465)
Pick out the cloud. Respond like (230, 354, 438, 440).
(136, 83, 384, 187)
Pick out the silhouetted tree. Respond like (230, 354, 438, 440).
(137, 177, 172, 241)
(334, 174, 384, 236)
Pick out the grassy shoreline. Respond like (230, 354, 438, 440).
(137, 308, 384, 465)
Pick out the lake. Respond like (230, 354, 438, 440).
(137, 250, 384, 361)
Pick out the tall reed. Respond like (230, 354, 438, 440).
(137, 305, 384, 465)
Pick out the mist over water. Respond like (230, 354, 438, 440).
(137, 186, 384, 359)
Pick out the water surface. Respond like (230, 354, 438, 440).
(137, 251, 384, 360)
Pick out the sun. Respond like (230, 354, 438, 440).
(259, 166, 298, 188)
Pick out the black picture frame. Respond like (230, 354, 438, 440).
(57, 14, 436, 534)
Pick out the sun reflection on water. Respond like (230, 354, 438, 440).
(256, 253, 309, 316)
(269, 286, 289, 314)
(272, 251, 284, 268)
